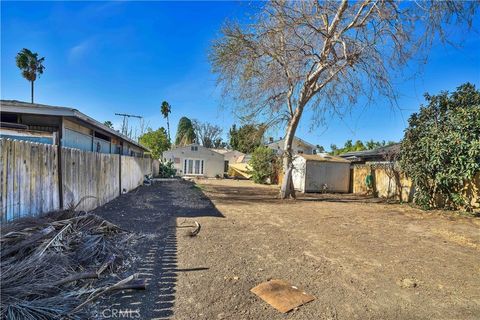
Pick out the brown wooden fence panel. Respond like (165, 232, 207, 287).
(0, 139, 60, 222)
(351, 164, 478, 208)
(62, 147, 120, 212)
(1, 139, 154, 221)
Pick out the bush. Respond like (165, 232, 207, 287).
(249, 146, 278, 184)
(159, 161, 176, 178)
(400, 83, 480, 210)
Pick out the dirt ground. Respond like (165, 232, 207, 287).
(94, 179, 480, 320)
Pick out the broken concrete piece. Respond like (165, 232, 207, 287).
(250, 279, 315, 313)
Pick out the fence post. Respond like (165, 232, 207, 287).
(119, 154, 122, 196)
(58, 117, 64, 209)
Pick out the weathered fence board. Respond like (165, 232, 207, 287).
(62, 148, 120, 212)
(121, 156, 152, 193)
(1, 138, 153, 222)
(0, 139, 60, 222)
(352, 164, 479, 208)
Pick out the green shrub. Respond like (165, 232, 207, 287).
(249, 146, 278, 184)
(400, 83, 480, 210)
(159, 161, 176, 178)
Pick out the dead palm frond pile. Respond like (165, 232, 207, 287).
(1, 208, 144, 319)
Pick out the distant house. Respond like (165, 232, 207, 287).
(292, 154, 351, 193)
(163, 144, 224, 178)
(267, 136, 317, 155)
(0, 100, 148, 156)
(339, 143, 400, 164)
(211, 148, 246, 173)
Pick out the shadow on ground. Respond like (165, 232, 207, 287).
(203, 183, 384, 205)
(93, 179, 223, 319)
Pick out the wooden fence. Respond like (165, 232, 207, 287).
(1, 139, 60, 221)
(121, 156, 152, 193)
(352, 164, 479, 208)
(62, 147, 120, 212)
(0, 139, 154, 222)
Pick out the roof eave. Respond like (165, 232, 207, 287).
(1, 100, 149, 152)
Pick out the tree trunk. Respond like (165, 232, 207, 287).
(279, 104, 305, 199)
(31, 80, 34, 103)
(167, 116, 171, 142)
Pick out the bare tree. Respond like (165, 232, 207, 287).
(192, 120, 223, 148)
(383, 146, 402, 201)
(210, 0, 477, 199)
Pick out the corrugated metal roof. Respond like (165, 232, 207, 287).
(339, 143, 400, 158)
(299, 154, 350, 163)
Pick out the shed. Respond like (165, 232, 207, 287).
(292, 154, 351, 193)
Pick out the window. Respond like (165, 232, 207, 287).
(298, 150, 304, 154)
(191, 146, 198, 151)
(183, 158, 204, 175)
(188, 159, 194, 174)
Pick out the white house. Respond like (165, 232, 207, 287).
(163, 144, 224, 178)
(292, 154, 351, 193)
(267, 136, 317, 155)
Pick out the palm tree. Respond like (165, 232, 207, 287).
(15, 48, 45, 104)
(161, 101, 172, 142)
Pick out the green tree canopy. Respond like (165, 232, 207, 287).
(175, 117, 196, 146)
(249, 146, 278, 184)
(103, 121, 114, 129)
(161, 101, 172, 142)
(400, 83, 480, 210)
(228, 124, 265, 154)
(15, 48, 45, 103)
(329, 139, 395, 155)
(139, 127, 171, 159)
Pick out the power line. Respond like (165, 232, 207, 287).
(115, 113, 143, 137)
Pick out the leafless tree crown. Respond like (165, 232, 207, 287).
(211, 0, 477, 125)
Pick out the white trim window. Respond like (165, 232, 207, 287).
(183, 158, 204, 175)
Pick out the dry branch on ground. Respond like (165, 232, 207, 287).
(0, 209, 143, 319)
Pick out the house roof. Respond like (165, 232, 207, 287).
(210, 148, 229, 154)
(1, 100, 148, 151)
(267, 136, 316, 149)
(165, 143, 224, 156)
(299, 154, 350, 163)
(210, 148, 245, 156)
(339, 143, 400, 159)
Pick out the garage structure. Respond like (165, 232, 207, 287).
(0, 100, 148, 156)
(292, 154, 351, 193)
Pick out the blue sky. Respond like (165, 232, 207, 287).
(2, 1, 479, 149)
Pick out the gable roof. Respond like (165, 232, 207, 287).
(1, 100, 148, 151)
(165, 143, 224, 156)
(267, 136, 316, 149)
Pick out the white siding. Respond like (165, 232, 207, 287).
(304, 161, 350, 193)
(163, 144, 224, 178)
(267, 137, 315, 155)
(292, 157, 351, 193)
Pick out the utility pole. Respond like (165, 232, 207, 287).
(115, 113, 142, 138)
